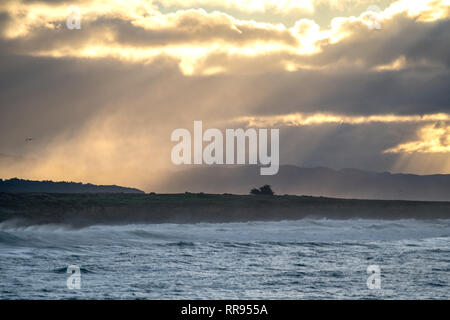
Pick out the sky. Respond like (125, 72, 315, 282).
(0, 0, 449, 191)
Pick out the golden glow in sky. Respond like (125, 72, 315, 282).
(0, 0, 449, 188)
(1, 0, 448, 74)
(236, 113, 450, 154)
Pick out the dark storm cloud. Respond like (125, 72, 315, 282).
(241, 66, 450, 116)
(303, 14, 450, 68)
(278, 123, 419, 171)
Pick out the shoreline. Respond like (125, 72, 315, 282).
(1, 192, 449, 227)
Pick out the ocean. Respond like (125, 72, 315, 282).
(0, 219, 449, 299)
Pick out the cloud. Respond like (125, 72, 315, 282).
(235, 113, 450, 127)
(157, 0, 314, 14)
(236, 111, 450, 156)
(0, 0, 448, 75)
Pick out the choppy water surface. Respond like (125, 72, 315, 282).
(0, 219, 449, 299)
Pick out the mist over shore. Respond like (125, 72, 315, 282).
(160, 166, 450, 201)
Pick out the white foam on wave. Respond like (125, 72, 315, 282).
(1, 219, 449, 246)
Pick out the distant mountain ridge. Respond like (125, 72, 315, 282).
(162, 165, 450, 201)
(0, 178, 144, 194)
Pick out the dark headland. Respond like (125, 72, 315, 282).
(0, 192, 449, 228)
(0, 178, 144, 194)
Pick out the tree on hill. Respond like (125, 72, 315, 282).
(250, 185, 274, 195)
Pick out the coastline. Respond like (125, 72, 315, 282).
(1, 192, 449, 227)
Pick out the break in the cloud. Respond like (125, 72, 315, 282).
(0, 0, 449, 190)
(384, 123, 450, 153)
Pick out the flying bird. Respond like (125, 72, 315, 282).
(25, 138, 35, 142)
